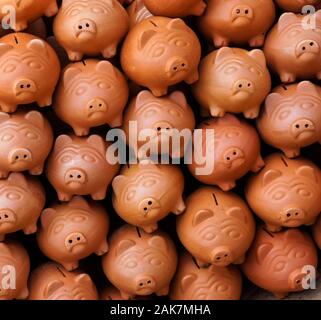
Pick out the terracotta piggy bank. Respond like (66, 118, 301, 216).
(275, 0, 321, 12)
(264, 11, 321, 83)
(257, 81, 321, 158)
(0, 111, 53, 178)
(112, 163, 185, 233)
(102, 224, 177, 299)
(188, 115, 264, 191)
(199, 0, 275, 48)
(143, 0, 206, 17)
(0, 0, 58, 31)
(193, 48, 271, 119)
(37, 196, 109, 271)
(0, 173, 45, 241)
(0, 241, 30, 300)
(170, 252, 242, 300)
(0, 33, 60, 113)
(127, 0, 153, 29)
(100, 286, 150, 300)
(54, 59, 129, 136)
(46, 134, 119, 201)
(53, 0, 129, 61)
(122, 90, 195, 159)
(28, 262, 98, 300)
(245, 153, 321, 232)
(177, 187, 256, 267)
(242, 227, 318, 299)
(121, 17, 201, 97)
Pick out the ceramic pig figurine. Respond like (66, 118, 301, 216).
(37, 197, 109, 271)
(188, 115, 264, 191)
(54, 60, 129, 136)
(193, 48, 271, 119)
(28, 262, 98, 300)
(275, 0, 321, 12)
(0, 111, 53, 178)
(0, 0, 58, 32)
(264, 11, 321, 83)
(257, 81, 321, 158)
(199, 0, 275, 48)
(46, 134, 120, 201)
(112, 163, 185, 233)
(143, 0, 206, 18)
(177, 187, 256, 268)
(121, 17, 201, 97)
(0, 241, 30, 300)
(170, 253, 242, 300)
(245, 153, 321, 232)
(242, 227, 318, 299)
(122, 90, 195, 159)
(0, 33, 60, 113)
(102, 224, 177, 299)
(0, 173, 45, 241)
(53, 0, 129, 61)
(127, 0, 153, 29)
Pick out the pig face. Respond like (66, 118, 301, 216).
(37, 196, 109, 271)
(0, 33, 60, 112)
(0, 111, 53, 178)
(54, 60, 129, 136)
(257, 81, 321, 158)
(121, 17, 201, 97)
(275, 0, 321, 12)
(177, 187, 256, 267)
(28, 263, 98, 300)
(241, 227, 318, 298)
(170, 253, 242, 300)
(112, 163, 185, 233)
(127, 0, 153, 29)
(102, 225, 177, 299)
(46, 134, 119, 202)
(193, 48, 271, 119)
(245, 154, 321, 232)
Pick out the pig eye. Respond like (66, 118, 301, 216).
(289, 30, 300, 37)
(216, 283, 229, 292)
(53, 224, 64, 234)
(152, 47, 165, 58)
(1, 133, 14, 142)
(97, 81, 111, 89)
(249, 67, 261, 76)
(25, 131, 38, 139)
(3, 64, 16, 73)
(82, 154, 96, 163)
(175, 40, 188, 47)
(301, 102, 315, 110)
(92, 6, 106, 14)
(168, 109, 181, 117)
(75, 86, 87, 96)
(227, 229, 241, 240)
(272, 191, 286, 200)
(150, 258, 162, 266)
(61, 155, 72, 163)
(126, 260, 137, 269)
(28, 61, 43, 70)
(126, 190, 136, 201)
(6, 192, 21, 200)
(295, 250, 306, 259)
(70, 9, 81, 16)
(204, 232, 216, 241)
(145, 109, 157, 117)
(224, 66, 238, 74)
(71, 216, 86, 223)
(297, 188, 311, 197)
(278, 110, 291, 120)
(274, 261, 286, 272)
(142, 179, 157, 187)
(225, 131, 240, 138)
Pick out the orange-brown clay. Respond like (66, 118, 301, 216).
(127, 0, 153, 29)
(275, 0, 321, 12)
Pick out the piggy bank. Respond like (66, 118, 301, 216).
(193, 47, 271, 119)
(275, 0, 321, 12)
(198, 0, 275, 48)
(28, 262, 98, 300)
(121, 17, 201, 97)
(127, 0, 153, 29)
(0, 33, 60, 113)
(257, 81, 321, 158)
(170, 252, 242, 300)
(0, 111, 54, 178)
(0, 0, 58, 31)
(177, 187, 256, 267)
(143, 0, 206, 17)
(188, 115, 264, 191)
(112, 163, 185, 233)
(53, 0, 129, 61)
(264, 11, 321, 83)
(54, 59, 129, 136)
(102, 224, 177, 299)
(242, 227, 318, 299)
(100, 286, 150, 300)
(245, 153, 321, 232)
(37, 196, 109, 271)
(122, 90, 195, 159)
(46, 134, 120, 201)
(0, 173, 45, 241)
(0, 241, 30, 300)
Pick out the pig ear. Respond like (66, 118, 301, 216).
(149, 236, 167, 251)
(96, 60, 117, 77)
(44, 280, 64, 299)
(265, 93, 282, 108)
(248, 49, 266, 67)
(41, 208, 57, 229)
(7, 173, 28, 189)
(297, 81, 319, 96)
(168, 91, 187, 108)
(138, 29, 157, 50)
(0, 112, 10, 123)
(116, 239, 136, 256)
(25, 111, 44, 129)
(27, 39, 48, 56)
(167, 18, 186, 30)
(86, 135, 106, 156)
(226, 207, 247, 224)
(55, 135, 73, 150)
(68, 196, 90, 209)
(75, 274, 92, 285)
(0, 243, 13, 257)
(262, 169, 282, 187)
(0, 43, 13, 57)
(214, 47, 234, 65)
(193, 209, 214, 227)
(256, 243, 273, 264)
(180, 274, 197, 293)
(112, 175, 127, 195)
(135, 90, 155, 108)
(63, 67, 82, 87)
(278, 13, 298, 31)
(296, 166, 318, 183)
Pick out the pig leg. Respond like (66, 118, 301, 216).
(195, 258, 210, 268)
(109, 114, 123, 128)
(265, 223, 282, 233)
(15, 21, 28, 32)
(172, 197, 186, 215)
(0, 170, 9, 179)
(243, 106, 260, 119)
(95, 239, 108, 256)
(73, 126, 90, 137)
(200, 107, 211, 118)
(280, 72, 296, 83)
(66, 49, 83, 62)
(156, 286, 169, 296)
(23, 220, 38, 235)
(102, 44, 117, 59)
(150, 87, 168, 97)
(29, 164, 44, 175)
(209, 104, 225, 117)
(248, 34, 265, 47)
(212, 34, 230, 48)
(142, 224, 158, 233)
(37, 96, 53, 107)
(0, 102, 17, 113)
(282, 148, 300, 158)
(119, 291, 134, 300)
(251, 155, 265, 172)
(62, 261, 79, 271)
(57, 192, 73, 202)
(185, 70, 199, 84)
(17, 286, 29, 300)
(218, 181, 236, 191)
(44, 1, 59, 17)
(92, 188, 108, 200)
(273, 292, 288, 299)
(191, 1, 207, 16)
(234, 255, 245, 264)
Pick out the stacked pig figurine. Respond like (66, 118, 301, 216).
(0, 0, 321, 301)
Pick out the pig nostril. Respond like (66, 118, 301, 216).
(70, 175, 73, 178)
(173, 67, 178, 71)
(77, 237, 80, 241)
(89, 105, 93, 109)
(148, 201, 152, 205)
(4, 214, 8, 218)
(310, 42, 314, 46)
(86, 23, 90, 28)
(147, 280, 151, 284)
(99, 104, 102, 107)
(144, 207, 148, 211)
(227, 157, 230, 161)
(239, 84, 242, 88)
(236, 9, 240, 14)
(69, 240, 73, 244)
(20, 85, 24, 89)
(305, 124, 309, 128)
(23, 155, 27, 159)
(27, 84, 30, 88)
(157, 127, 161, 131)
(15, 156, 19, 160)
(216, 257, 221, 260)
(77, 175, 81, 179)
(181, 63, 185, 67)
(295, 212, 299, 216)
(287, 213, 291, 218)
(248, 83, 251, 87)
(139, 283, 143, 287)
(233, 152, 237, 155)
(78, 25, 82, 30)
(302, 47, 306, 51)
(296, 124, 300, 129)
(245, 10, 249, 14)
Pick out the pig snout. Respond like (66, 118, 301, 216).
(86, 98, 108, 116)
(154, 121, 173, 133)
(8, 148, 32, 164)
(0, 209, 16, 225)
(166, 57, 189, 78)
(135, 275, 156, 293)
(288, 269, 306, 291)
(231, 5, 254, 24)
(14, 79, 37, 96)
(280, 208, 306, 224)
(232, 79, 254, 96)
(138, 197, 161, 217)
(223, 147, 245, 168)
(64, 169, 87, 185)
(291, 119, 316, 138)
(295, 40, 320, 59)
(74, 19, 97, 37)
(211, 247, 233, 266)
(64, 232, 87, 252)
